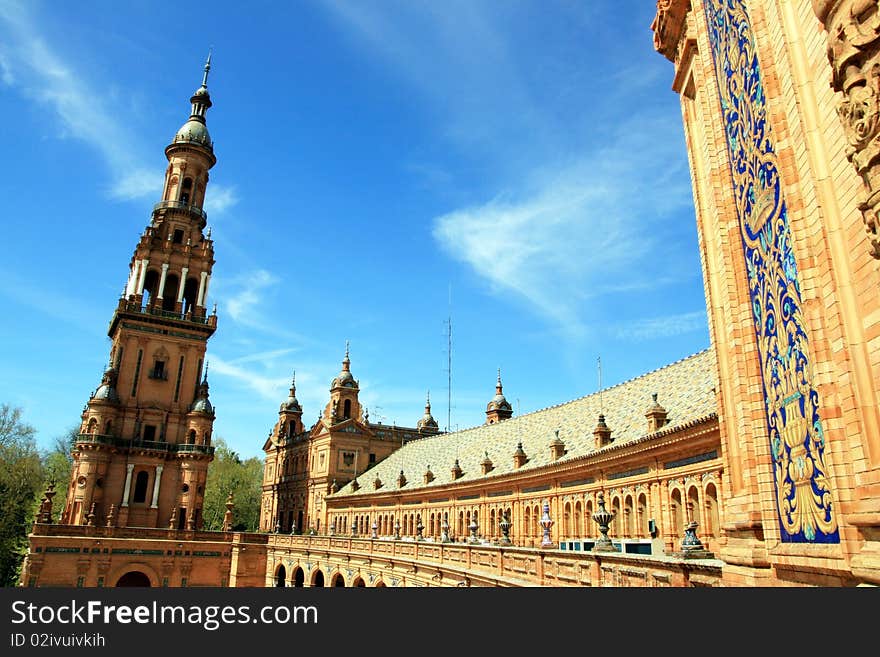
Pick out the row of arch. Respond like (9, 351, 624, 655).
(327, 480, 721, 547)
(274, 564, 385, 588)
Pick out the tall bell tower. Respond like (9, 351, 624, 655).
(63, 55, 220, 531)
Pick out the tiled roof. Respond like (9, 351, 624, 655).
(333, 349, 717, 498)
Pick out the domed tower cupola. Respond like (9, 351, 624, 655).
(331, 341, 359, 390)
(417, 391, 439, 434)
(91, 361, 121, 404)
(80, 358, 122, 438)
(324, 342, 362, 424)
(169, 52, 215, 159)
(278, 371, 304, 436)
(185, 363, 215, 448)
(485, 368, 513, 425)
(189, 363, 214, 417)
(281, 371, 302, 413)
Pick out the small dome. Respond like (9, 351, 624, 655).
(192, 84, 210, 97)
(174, 118, 212, 148)
(417, 392, 438, 430)
(91, 365, 119, 403)
(332, 370, 356, 388)
(281, 374, 302, 412)
(487, 393, 512, 412)
(191, 397, 213, 414)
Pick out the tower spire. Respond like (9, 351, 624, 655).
(202, 50, 212, 88)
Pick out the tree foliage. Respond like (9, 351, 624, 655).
(202, 438, 263, 532)
(0, 404, 42, 586)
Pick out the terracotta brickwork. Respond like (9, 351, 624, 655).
(653, 0, 880, 585)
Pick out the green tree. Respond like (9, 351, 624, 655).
(0, 405, 42, 586)
(38, 426, 78, 523)
(202, 438, 263, 532)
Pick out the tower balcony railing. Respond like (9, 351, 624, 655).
(76, 434, 214, 456)
(152, 199, 208, 223)
(118, 300, 213, 326)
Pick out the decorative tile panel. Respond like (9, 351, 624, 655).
(704, 0, 838, 542)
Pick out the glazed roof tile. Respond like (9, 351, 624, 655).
(333, 349, 717, 498)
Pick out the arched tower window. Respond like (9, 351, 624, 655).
(187, 429, 196, 444)
(133, 471, 149, 504)
(162, 274, 180, 311)
(142, 269, 160, 308)
(343, 399, 351, 419)
(180, 178, 192, 205)
(182, 277, 199, 315)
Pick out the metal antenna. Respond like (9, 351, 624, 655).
(443, 284, 453, 433)
(598, 356, 603, 414)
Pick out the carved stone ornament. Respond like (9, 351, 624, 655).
(651, 0, 690, 62)
(816, 0, 880, 257)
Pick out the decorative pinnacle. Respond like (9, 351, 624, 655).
(291, 370, 296, 389)
(202, 50, 212, 88)
(203, 361, 209, 383)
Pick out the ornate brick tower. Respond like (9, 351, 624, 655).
(63, 56, 219, 531)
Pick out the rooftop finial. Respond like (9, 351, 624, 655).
(345, 339, 350, 359)
(203, 361, 209, 383)
(291, 370, 296, 388)
(202, 49, 212, 88)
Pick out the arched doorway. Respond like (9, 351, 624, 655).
(275, 564, 286, 587)
(293, 567, 304, 587)
(352, 577, 365, 587)
(312, 570, 325, 587)
(331, 573, 345, 587)
(375, 580, 386, 588)
(115, 571, 151, 587)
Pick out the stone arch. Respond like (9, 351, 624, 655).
(704, 481, 720, 538)
(563, 501, 572, 537)
(115, 571, 151, 587)
(585, 498, 594, 537)
(670, 487, 684, 538)
(311, 569, 325, 587)
(275, 564, 286, 587)
(109, 562, 159, 587)
(352, 576, 366, 587)
(624, 494, 634, 537)
(687, 483, 701, 527)
(374, 580, 386, 588)
(331, 572, 346, 587)
(637, 492, 649, 536)
(574, 501, 582, 537)
(292, 566, 305, 587)
(611, 496, 622, 537)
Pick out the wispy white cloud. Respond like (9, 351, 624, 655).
(222, 270, 279, 322)
(204, 184, 239, 215)
(209, 355, 288, 402)
(0, 52, 13, 85)
(612, 311, 707, 341)
(0, 1, 233, 207)
(433, 113, 691, 336)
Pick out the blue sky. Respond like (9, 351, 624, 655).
(0, 0, 709, 460)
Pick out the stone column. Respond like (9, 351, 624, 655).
(814, 0, 880, 258)
(151, 465, 164, 509)
(196, 271, 208, 307)
(177, 267, 189, 303)
(121, 463, 135, 507)
(136, 259, 149, 295)
(157, 263, 169, 300)
(125, 261, 140, 297)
